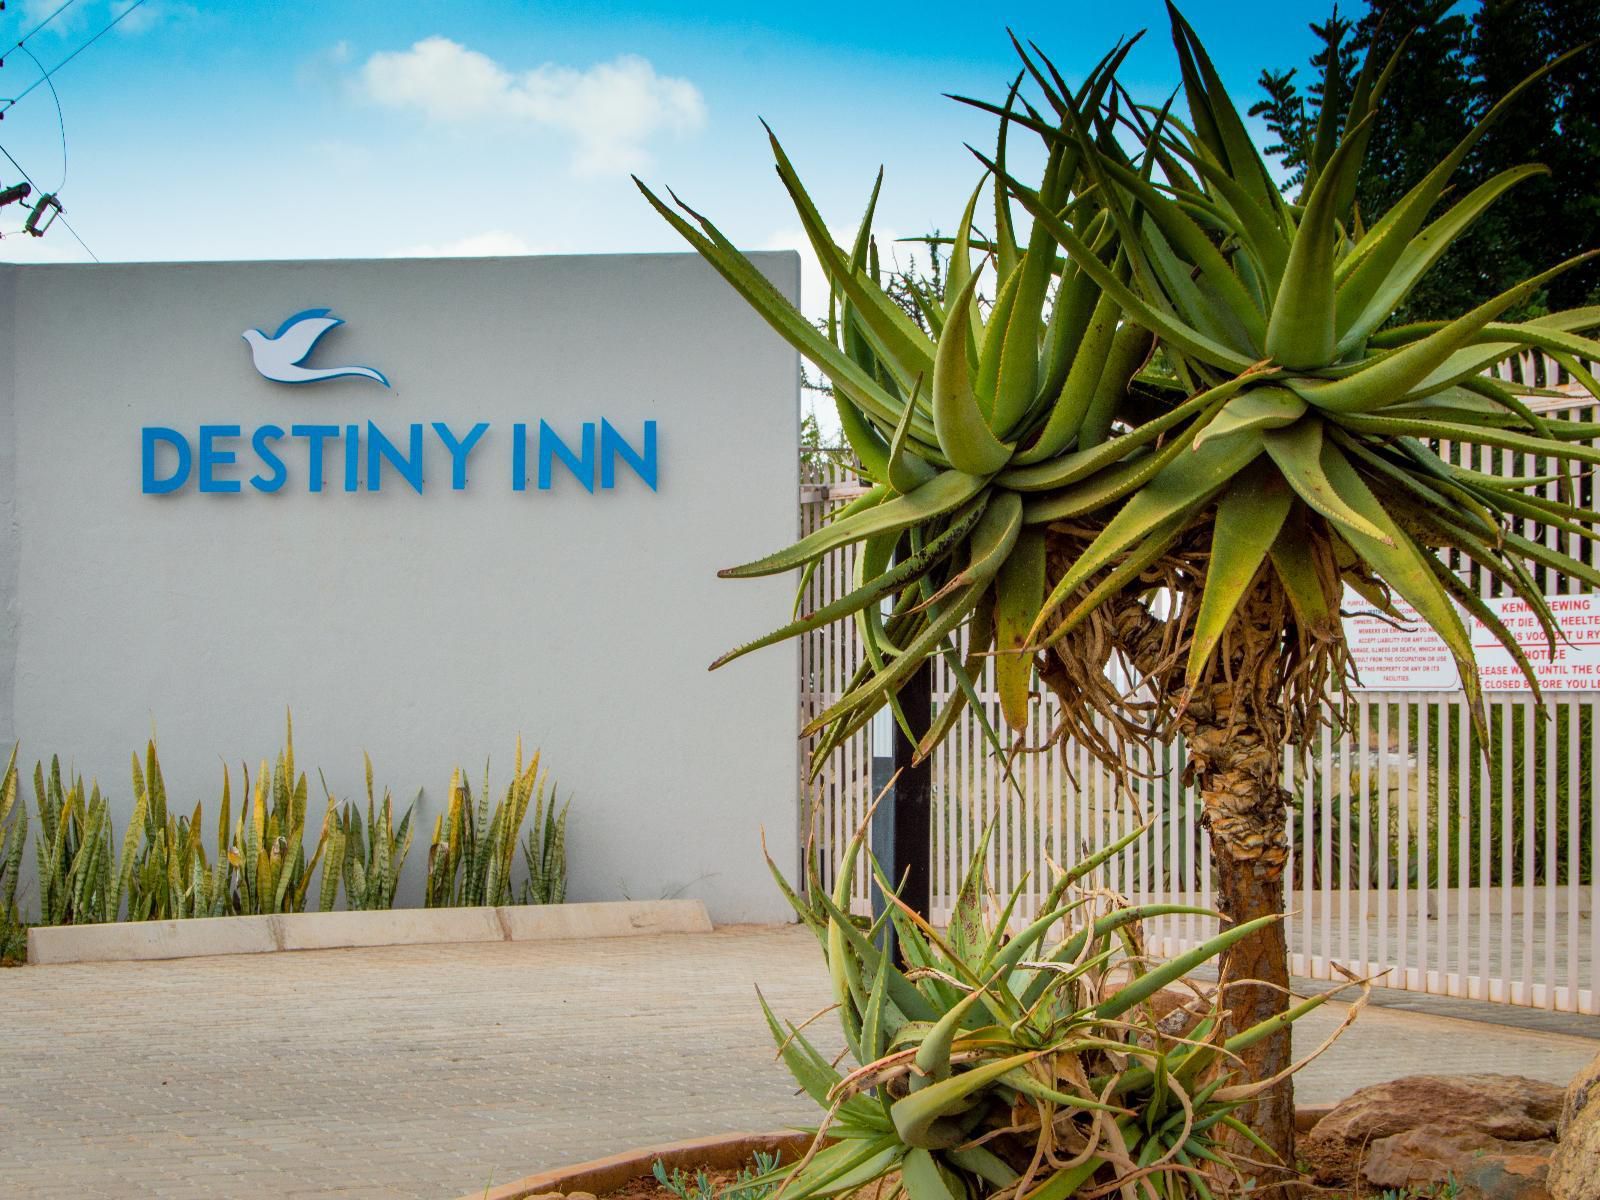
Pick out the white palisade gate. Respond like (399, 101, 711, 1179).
(798, 351, 1599, 1014)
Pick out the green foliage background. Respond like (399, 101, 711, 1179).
(1253, 0, 1600, 324)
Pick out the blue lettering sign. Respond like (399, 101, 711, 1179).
(142, 427, 192, 495)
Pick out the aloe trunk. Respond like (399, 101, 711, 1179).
(1181, 678, 1296, 1177)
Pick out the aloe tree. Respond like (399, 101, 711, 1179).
(642, 5, 1600, 1171)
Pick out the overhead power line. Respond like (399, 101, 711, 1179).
(2, 0, 149, 118)
(0, 139, 97, 261)
(3, 0, 82, 60)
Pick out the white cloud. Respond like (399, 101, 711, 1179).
(20, 0, 188, 37)
(358, 38, 705, 175)
(0, 233, 89, 263)
(387, 230, 548, 258)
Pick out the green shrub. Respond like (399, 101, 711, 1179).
(652, 1152, 781, 1200)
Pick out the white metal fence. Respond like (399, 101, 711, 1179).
(798, 353, 1598, 1014)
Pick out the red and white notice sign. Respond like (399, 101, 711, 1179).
(1469, 593, 1600, 692)
(1342, 590, 1461, 691)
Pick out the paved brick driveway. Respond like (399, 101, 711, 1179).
(2, 925, 1594, 1199)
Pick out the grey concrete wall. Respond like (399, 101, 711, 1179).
(0, 252, 800, 922)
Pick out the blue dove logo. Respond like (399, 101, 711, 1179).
(242, 308, 390, 387)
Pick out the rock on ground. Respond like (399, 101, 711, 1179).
(1549, 1049, 1600, 1200)
(1302, 1073, 1564, 1200)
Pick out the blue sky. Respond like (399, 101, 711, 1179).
(0, 0, 1339, 277)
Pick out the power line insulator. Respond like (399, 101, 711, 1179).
(24, 192, 59, 237)
(0, 179, 30, 208)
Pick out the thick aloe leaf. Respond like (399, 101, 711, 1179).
(1099, 155, 1265, 338)
(913, 981, 995, 1084)
(1185, 463, 1292, 678)
(944, 177, 986, 333)
(1013, 283, 1125, 465)
(1018, 904, 1220, 1010)
(947, 819, 996, 969)
(992, 152, 1067, 435)
(933, 263, 1013, 474)
(636, 179, 938, 446)
(1336, 164, 1547, 351)
(1299, 254, 1595, 415)
(1037, 247, 1108, 411)
(1264, 112, 1374, 369)
(946, 1146, 1021, 1187)
(1166, 3, 1280, 219)
(1191, 385, 1306, 449)
(1158, 135, 1290, 292)
(1336, 46, 1589, 319)
(1029, 430, 1266, 638)
(1429, 557, 1545, 699)
(804, 579, 987, 737)
(1316, 444, 1481, 714)
(892, 1050, 1037, 1148)
(994, 528, 1046, 730)
(1334, 412, 1600, 468)
(887, 381, 938, 494)
(765, 128, 934, 388)
(993, 160, 1255, 373)
(725, 471, 986, 578)
(757, 989, 852, 1109)
(1079, 324, 1156, 449)
(712, 501, 983, 669)
(1033, 513, 1186, 650)
(1262, 419, 1392, 545)
(1098, 913, 1283, 1020)
(900, 1148, 966, 1200)
(784, 1138, 904, 1200)
(1001, 378, 1241, 493)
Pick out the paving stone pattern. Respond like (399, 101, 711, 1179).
(2, 925, 1595, 1199)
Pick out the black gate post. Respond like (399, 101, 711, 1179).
(869, 539, 934, 934)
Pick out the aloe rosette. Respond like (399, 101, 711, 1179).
(644, 3, 1600, 1170)
(748, 821, 1357, 1200)
(986, 7, 1600, 721)
(636, 47, 1167, 768)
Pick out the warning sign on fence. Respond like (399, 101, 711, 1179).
(1341, 587, 1600, 692)
(1469, 593, 1600, 692)
(1342, 590, 1461, 691)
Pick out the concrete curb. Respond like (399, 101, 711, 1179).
(25, 899, 713, 965)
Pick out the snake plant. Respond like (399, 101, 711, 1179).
(752, 819, 1355, 1200)
(425, 740, 544, 907)
(33, 756, 122, 925)
(1, 746, 26, 957)
(228, 712, 332, 915)
(124, 741, 234, 920)
(518, 772, 568, 905)
(322, 753, 415, 912)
